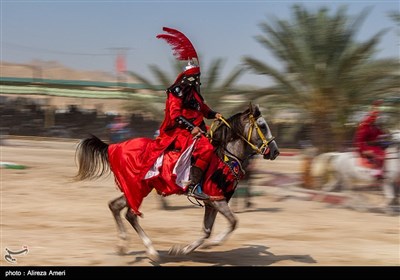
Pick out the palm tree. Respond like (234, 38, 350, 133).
(126, 57, 246, 122)
(388, 11, 400, 28)
(243, 4, 400, 152)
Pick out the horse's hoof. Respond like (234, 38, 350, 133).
(116, 245, 127, 256)
(147, 248, 160, 262)
(168, 244, 184, 256)
(201, 241, 219, 249)
(200, 243, 212, 249)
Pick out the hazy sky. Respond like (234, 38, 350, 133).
(2, 0, 399, 86)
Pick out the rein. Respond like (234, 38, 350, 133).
(209, 115, 275, 156)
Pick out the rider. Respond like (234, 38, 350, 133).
(157, 27, 222, 200)
(353, 100, 387, 179)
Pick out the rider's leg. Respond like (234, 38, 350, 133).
(185, 165, 209, 200)
(363, 147, 385, 180)
(372, 148, 385, 179)
(184, 137, 213, 200)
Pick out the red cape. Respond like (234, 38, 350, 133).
(108, 137, 244, 216)
(108, 136, 179, 216)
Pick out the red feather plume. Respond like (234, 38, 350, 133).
(156, 27, 199, 63)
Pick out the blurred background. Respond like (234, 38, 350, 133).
(1, 1, 399, 266)
(1, 1, 399, 185)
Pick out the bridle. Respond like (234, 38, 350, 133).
(209, 113, 275, 156)
(189, 110, 276, 206)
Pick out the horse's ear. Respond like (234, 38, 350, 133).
(253, 104, 261, 118)
(248, 102, 261, 118)
(248, 102, 253, 114)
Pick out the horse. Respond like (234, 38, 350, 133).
(310, 132, 400, 212)
(74, 103, 280, 261)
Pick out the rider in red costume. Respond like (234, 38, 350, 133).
(157, 27, 222, 200)
(353, 100, 387, 179)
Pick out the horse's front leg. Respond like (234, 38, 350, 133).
(169, 202, 218, 256)
(125, 208, 159, 262)
(204, 199, 238, 247)
(108, 195, 129, 255)
(382, 180, 399, 215)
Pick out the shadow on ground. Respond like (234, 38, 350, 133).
(123, 245, 316, 266)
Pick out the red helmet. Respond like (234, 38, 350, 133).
(183, 60, 200, 76)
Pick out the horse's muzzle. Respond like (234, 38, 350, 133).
(263, 140, 280, 160)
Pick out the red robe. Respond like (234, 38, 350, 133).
(159, 88, 216, 170)
(353, 115, 385, 168)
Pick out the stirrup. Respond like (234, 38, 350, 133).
(186, 195, 205, 208)
(187, 184, 209, 201)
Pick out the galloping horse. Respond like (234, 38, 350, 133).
(75, 103, 279, 261)
(310, 131, 400, 211)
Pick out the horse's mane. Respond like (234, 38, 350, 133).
(211, 105, 261, 158)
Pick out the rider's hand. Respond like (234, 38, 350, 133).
(191, 126, 203, 136)
(215, 113, 222, 119)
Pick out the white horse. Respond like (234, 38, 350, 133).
(311, 131, 400, 212)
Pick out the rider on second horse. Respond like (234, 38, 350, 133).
(157, 27, 222, 200)
(353, 100, 388, 180)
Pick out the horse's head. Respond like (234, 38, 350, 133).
(241, 103, 280, 160)
(210, 103, 279, 162)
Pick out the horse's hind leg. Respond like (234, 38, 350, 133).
(108, 195, 128, 255)
(322, 171, 342, 192)
(206, 200, 238, 246)
(125, 208, 159, 262)
(169, 202, 218, 256)
(382, 181, 399, 214)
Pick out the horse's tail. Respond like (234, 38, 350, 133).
(311, 152, 335, 176)
(74, 134, 110, 181)
(310, 152, 338, 188)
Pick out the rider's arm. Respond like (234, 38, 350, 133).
(167, 93, 183, 120)
(167, 93, 196, 132)
(199, 98, 220, 119)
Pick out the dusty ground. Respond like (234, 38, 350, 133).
(1, 137, 399, 267)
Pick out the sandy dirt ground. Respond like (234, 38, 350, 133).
(1, 137, 399, 267)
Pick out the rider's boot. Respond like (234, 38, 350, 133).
(185, 166, 209, 200)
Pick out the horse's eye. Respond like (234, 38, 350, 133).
(259, 123, 267, 130)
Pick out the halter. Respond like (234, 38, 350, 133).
(209, 114, 275, 156)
